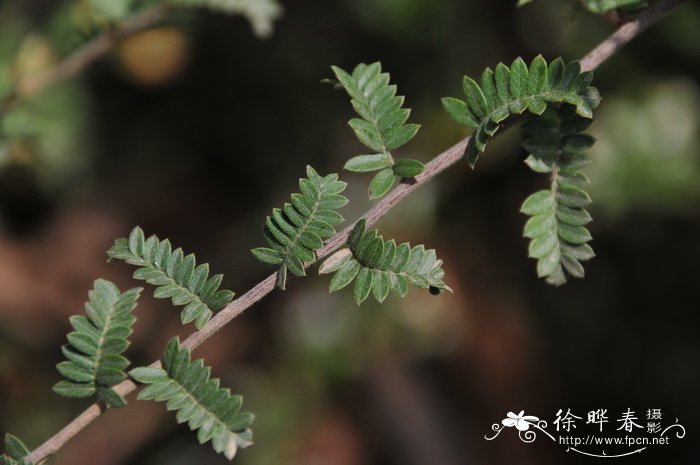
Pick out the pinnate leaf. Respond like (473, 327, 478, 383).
(520, 106, 596, 286)
(108, 227, 233, 329)
(252, 166, 348, 289)
(332, 62, 422, 198)
(129, 338, 254, 461)
(442, 56, 599, 168)
(320, 220, 451, 304)
(53, 279, 141, 407)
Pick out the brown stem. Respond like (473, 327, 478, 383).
(21, 0, 689, 462)
(3, 3, 171, 109)
(580, 0, 688, 72)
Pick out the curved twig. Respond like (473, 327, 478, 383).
(21, 0, 689, 462)
(580, 0, 688, 72)
(0, 3, 171, 117)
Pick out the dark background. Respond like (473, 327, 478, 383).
(1, 0, 699, 464)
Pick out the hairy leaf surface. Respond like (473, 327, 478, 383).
(442, 56, 600, 167)
(520, 106, 596, 286)
(130, 338, 254, 461)
(108, 227, 234, 329)
(53, 279, 142, 407)
(252, 165, 348, 289)
(320, 220, 452, 304)
(332, 62, 425, 198)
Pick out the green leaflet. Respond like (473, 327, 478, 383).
(520, 106, 596, 286)
(129, 338, 254, 461)
(251, 165, 348, 290)
(170, 0, 283, 38)
(0, 434, 29, 465)
(442, 55, 600, 168)
(53, 279, 142, 407)
(319, 220, 452, 304)
(108, 226, 234, 329)
(332, 62, 425, 198)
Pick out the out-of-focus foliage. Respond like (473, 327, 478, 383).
(582, 0, 649, 13)
(130, 338, 255, 461)
(587, 79, 700, 215)
(520, 106, 596, 286)
(52, 280, 142, 407)
(170, 0, 283, 38)
(251, 166, 348, 290)
(0, 84, 89, 188)
(0, 29, 88, 188)
(332, 62, 424, 199)
(108, 227, 235, 329)
(84, 0, 283, 38)
(88, 0, 137, 22)
(518, 0, 649, 13)
(0, 0, 283, 197)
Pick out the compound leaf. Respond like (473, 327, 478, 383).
(252, 166, 348, 289)
(108, 227, 234, 329)
(332, 62, 425, 198)
(53, 279, 142, 407)
(320, 220, 451, 304)
(520, 106, 596, 286)
(442, 55, 600, 168)
(130, 338, 254, 460)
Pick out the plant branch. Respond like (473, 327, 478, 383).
(21, 0, 689, 462)
(0, 3, 171, 116)
(580, 0, 688, 72)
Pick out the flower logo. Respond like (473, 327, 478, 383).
(502, 411, 540, 431)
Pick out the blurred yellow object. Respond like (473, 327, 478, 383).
(13, 34, 57, 81)
(117, 27, 189, 87)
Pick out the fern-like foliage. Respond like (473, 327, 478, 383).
(252, 165, 348, 290)
(442, 55, 600, 168)
(0, 434, 28, 465)
(130, 338, 254, 461)
(332, 62, 425, 199)
(520, 106, 596, 286)
(108, 227, 234, 329)
(52, 279, 142, 407)
(319, 220, 451, 304)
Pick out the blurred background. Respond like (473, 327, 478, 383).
(1, 0, 699, 464)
